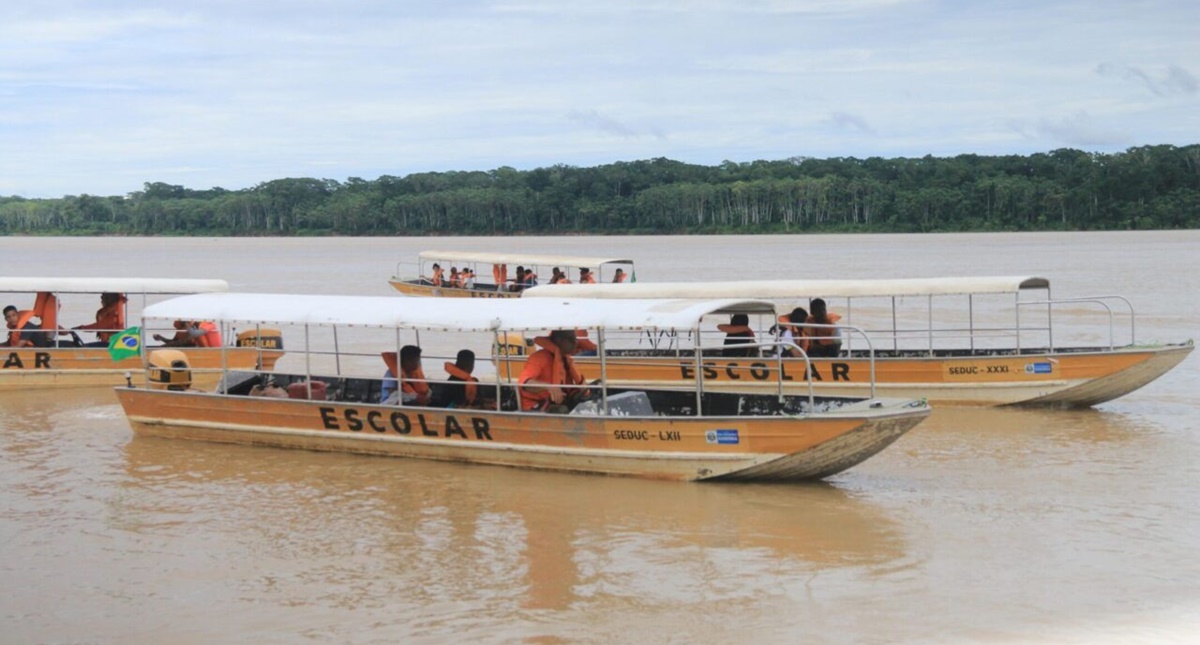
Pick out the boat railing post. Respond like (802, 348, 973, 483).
(926, 294, 934, 357)
(491, 331, 503, 411)
(304, 324, 312, 388)
(890, 296, 898, 354)
(802, 346, 814, 413)
(775, 344, 785, 402)
(846, 325, 877, 399)
(693, 326, 704, 416)
(219, 321, 229, 392)
(332, 326, 341, 377)
(969, 294, 976, 354)
(598, 328, 608, 414)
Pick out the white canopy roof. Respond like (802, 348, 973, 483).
(418, 250, 634, 268)
(142, 293, 777, 332)
(0, 277, 230, 294)
(523, 276, 1051, 300)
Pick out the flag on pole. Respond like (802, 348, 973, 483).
(108, 327, 142, 361)
(631, 269, 637, 283)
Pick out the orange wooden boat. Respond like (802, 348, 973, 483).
(517, 277, 1193, 407)
(1, 277, 282, 390)
(388, 251, 635, 298)
(115, 293, 930, 481)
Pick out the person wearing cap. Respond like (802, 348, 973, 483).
(579, 267, 596, 284)
(518, 329, 587, 412)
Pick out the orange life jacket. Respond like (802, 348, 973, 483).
(492, 264, 507, 286)
(775, 314, 809, 354)
(443, 362, 478, 405)
(34, 292, 58, 334)
(77, 295, 127, 342)
(383, 352, 430, 401)
(580, 273, 596, 284)
(193, 321, 222, 348)
(805, 313, 843, 346)
(7, 310, 36, 347)
(518, 336, 584, 410)
(613, 273, 627, 283)
(430, 267, 444, 287)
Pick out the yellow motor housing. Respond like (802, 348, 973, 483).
(495, 331, 528, 356)
(237, 328, 283, 350)
(148, 349, 192, 391)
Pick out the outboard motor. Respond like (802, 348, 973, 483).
(147, 349, 192, 391)
(236, 328, 283, 351)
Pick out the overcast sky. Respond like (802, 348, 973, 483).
(2, 0, 1196, 198)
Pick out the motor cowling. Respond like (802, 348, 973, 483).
(148, 349, 192, 391)
(236, 328, 283, 350)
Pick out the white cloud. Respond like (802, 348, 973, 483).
(0, 0, 1197, 197)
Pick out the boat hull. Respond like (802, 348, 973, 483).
(389, 279, 519, 299)
(115, 389, 930, 481)
(497, 343, 1193, 408)
(0, 347, 281, 391)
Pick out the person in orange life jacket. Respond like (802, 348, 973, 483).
(429, 263, 444, 287)
(448, 267, 461, 288)
(775, 307, 809, 357)
(613, 268, 626, 283)
(3, 304, 52, 348)
(154, 320, 194, 346)
(579, 267, 596, 284)
(805, 298, 843, 357)
(550, 267, 570, 284)
(518, 330, 588, 412)
(382, 345, 430, 405)
(186, 320, 222, 347)
(717, 313, 757, 357)
(432, 349, 493, 409)
(152, 320, 220, 347)
(73, 292, 127, 346)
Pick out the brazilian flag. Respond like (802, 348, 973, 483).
(108, 327, 142, 361)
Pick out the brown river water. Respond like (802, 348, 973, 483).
(2, 232, 1198, 644)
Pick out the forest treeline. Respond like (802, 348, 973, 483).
(2, 144, 1197, 235)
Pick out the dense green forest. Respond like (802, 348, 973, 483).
(3, 145, 1197, 235)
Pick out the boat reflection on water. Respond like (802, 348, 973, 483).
(119, 436, 911, 611)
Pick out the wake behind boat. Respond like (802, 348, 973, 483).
(115, 294, 930, 481)
(388, 250, 635, 298)
(1, 277, 282, 390)
(520, 276, 1193, 407)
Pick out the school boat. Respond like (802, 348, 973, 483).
(518, 277, 1194, 408)
(1, 277, 282, 390)
(388, 251, 635, 298)
(115, 293, 931, 481)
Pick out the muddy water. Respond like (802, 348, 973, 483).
(2, 231, 1197, 644)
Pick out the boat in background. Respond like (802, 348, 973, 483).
(1, 277, 282, 390)
(519, 276, 1193, 407)
(115, 293, 930, 481)
(388, 250, 635, 298)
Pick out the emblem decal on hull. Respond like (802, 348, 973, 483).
(1025, 362, 1053, 374)
(705, 429, 740, 445)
